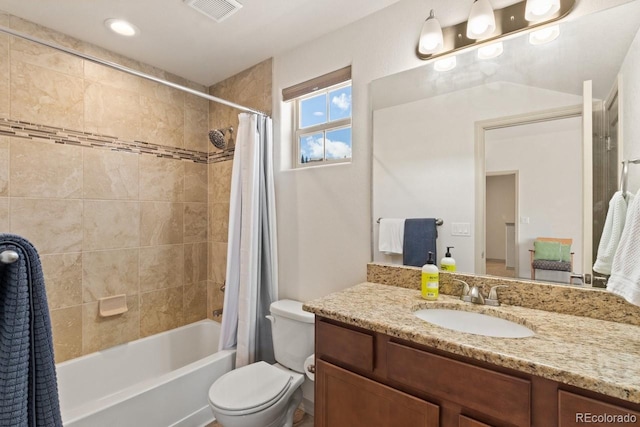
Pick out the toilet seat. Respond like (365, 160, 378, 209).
(208, 361, 293, 416)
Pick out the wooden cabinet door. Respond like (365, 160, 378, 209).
(559, 391, 640, 427)
(459, 414, 494, 427)
(316, 359, 440, 427)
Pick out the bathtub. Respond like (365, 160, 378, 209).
(56, 319, 235, 427)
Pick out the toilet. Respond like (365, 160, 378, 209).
(208, 300, 315, 427)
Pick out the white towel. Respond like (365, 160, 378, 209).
(378, 218, 405, 255)
(593, 191, 633, 275)
(608, 190, 640, 307)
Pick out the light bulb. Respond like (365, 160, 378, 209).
(477, 42, 504, 59)
(525, 0, 561, 22)
(419, 11, 444, 54)
(529, 25, 560, 45)
(105, 19, 138, 37)
(434, 56, 457, 72)
(466, 0, 496, 39)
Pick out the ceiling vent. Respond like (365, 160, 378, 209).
(184, 0, 243, 23)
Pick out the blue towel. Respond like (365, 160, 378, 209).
(0, 234, 62, 427)
(402, 219, 438, 267)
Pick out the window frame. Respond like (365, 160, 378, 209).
(293, 80, 352, 168)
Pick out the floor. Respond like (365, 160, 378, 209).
(485, 259, 516, 278)
(208, 408, 314, 427)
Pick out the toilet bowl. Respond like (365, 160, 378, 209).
(208, 300, 314, 427)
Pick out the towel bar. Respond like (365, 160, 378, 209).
(0, 250, 19, 264)
(377, 217, 444, 226)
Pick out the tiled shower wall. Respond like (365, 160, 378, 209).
(0, 13, 211, 362)
(206, 59, 273, 321)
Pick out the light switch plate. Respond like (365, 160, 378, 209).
(451, 222, 471, 236)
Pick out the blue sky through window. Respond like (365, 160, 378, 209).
(300, 94, 326, 128)
(329, 86, 352, 121)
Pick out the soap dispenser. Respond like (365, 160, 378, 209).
(440, 246, 456, 272)
(421, 251, 439, 301)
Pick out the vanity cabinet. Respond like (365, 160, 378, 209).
(315, 317, 640, 427)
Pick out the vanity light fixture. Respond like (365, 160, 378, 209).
(477, 41, 503, 59)
(466, 0, 497, 40)
(434, 56, 457, 72)
(104, 18, 139, 37)
(418, 10, 444, 54)
(528, 25, 560, 45)
(525, 0, 561, 22)
(416, 0, 575, 61)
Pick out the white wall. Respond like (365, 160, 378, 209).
(486, 174, 516, 261)
(372, 82, 582, 273)
(486, 117, 583, 282)
(621, 26, 640, 193)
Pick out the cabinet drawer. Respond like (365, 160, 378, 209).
(316, 319, 374, 372)
(459, 415, 493, 427)
(387, 341, 531, 427)
(559, 390, 640, 427)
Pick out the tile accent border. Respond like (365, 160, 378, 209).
(0, 118, 225, 164)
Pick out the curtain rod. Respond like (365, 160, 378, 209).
(0, 25, 268, 117)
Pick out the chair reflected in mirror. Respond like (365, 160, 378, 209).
(529, 237, 574, 282)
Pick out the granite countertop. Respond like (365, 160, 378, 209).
(303, 282, 640, 404)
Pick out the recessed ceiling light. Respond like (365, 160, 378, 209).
(529, 25, 560, 45)
(105, 19, 139, 37)
(477, 42, 504, 59)
(434, 56, 457, 72)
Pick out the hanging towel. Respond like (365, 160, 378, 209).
(593, 191, 634, 275)
(607, 191, 640, 307)
(0, 234, 63, 427)
(402, 218, 438, 267)
(378, 218, 405, 255)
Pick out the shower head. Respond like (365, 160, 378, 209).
(208, 127, 233, 149)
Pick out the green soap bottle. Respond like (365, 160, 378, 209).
(421, 251, 439, 300)
(441, 246, 456, 272)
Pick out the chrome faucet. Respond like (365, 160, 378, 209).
(455, 279, 506, 306)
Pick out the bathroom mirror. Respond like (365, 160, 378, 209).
(370, 0, 640, 286)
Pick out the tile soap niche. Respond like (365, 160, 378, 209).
(99, 294, 128, 317)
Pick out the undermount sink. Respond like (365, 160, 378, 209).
(414, 308, 535, 338)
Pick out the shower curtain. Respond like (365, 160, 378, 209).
(219, 113, 278, 367)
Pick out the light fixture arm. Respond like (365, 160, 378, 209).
(416, 0, 575, 61)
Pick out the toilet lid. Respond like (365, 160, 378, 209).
(209, 361, 293, 414)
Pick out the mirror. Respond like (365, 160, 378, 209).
(371, 1, 640, 286)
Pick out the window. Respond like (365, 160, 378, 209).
(283, 66, 352, 168)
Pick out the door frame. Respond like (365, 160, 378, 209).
(485, 171, 519, 278)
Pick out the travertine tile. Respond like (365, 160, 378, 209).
(84, 61, 141, 92)
(184, 203, 207, 243)
(0, 137, 8, 196)
(84, 81, 141, 141)
(82, 249, 139, 303)
(83, 201, 140, 251)
(9, 15, 85, 52)
(82, 297, 140, 354)
(209, 203, 229, 243)
(140, 287, 184, 337)
(184, 281, 207, 324)
(140, 79, 184, 106)
(208, 160, 233, 202)
(139, 156, 184, 201)
(208, 242, 227, 283)
(185, 91, 208, 113)
(185, 242, 208, 285)
(0, 197, 7, 231)
(139, 245, 184, 292)
(10, 60, 84, 130)
(184, 162, 208, 203)
(41, 252, 82, 310)
(140, 202, 184, 246)
(184, 108, 209, 153)
(50, 306, 82, 363)
(83, 148, 139, 200)
(10, 198, 82, 254)
(0, 32, 8, 119)
(10, 37, 83, 77)
(140, 95, 184, 148)
(10, 138, 82, 198)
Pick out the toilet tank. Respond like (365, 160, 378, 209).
(269, 300, 315, 373)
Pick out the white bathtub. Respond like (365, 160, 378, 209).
(56, 319, 235, 427)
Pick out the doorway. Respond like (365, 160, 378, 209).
(485, 173, 517, 278)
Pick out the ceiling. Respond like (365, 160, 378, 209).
(0, 0, 402, 86)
